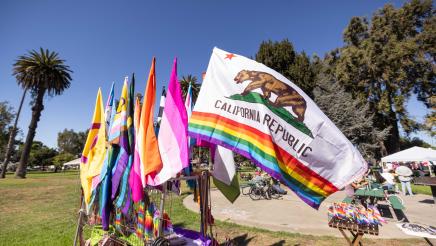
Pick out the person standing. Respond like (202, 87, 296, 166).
(396, 165, 414, 196)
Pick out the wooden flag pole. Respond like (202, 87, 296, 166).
(73, 190, 86, 246)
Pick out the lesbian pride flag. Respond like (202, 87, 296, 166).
(148, 58, 188, 185)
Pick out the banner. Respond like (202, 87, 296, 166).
(188, 47, 367, 208)
(80, 89, 106, 206)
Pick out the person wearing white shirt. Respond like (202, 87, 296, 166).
(380, 170, 396, 191)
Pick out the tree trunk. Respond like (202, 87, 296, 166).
(15, 88, 45, 178)
(384, 108, 400, 154)
(1, 89, 27, 178)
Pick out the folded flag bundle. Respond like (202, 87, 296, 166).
(327, 203, 386, 226)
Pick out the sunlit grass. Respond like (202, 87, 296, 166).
(0, 171, 428, 245)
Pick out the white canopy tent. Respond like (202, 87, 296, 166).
(381, 146, 436, 162)
(63, 158, 81, 170)
(381, 146, 436, 175)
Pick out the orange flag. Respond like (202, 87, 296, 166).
(136, 57, 163, 186)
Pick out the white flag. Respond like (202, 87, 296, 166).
(189, 47, 367, 209)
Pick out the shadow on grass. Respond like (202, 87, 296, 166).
(270, 240, 286, 246)
(222, 233, 254, 246)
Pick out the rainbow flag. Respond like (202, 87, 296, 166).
(188, 48, 367, 209)
(115, 75, 135, 214)
(148, 58, 188, 186)
(111, 78, 130, 199)
(80, 89, 107, 206)
(100, 98, 120, 230)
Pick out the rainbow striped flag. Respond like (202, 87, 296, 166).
(111, 78, 130, 199)
(188, 48, 367, 209)
(114, 75, 135, 214)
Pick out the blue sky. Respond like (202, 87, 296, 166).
(0, 0, 432, 148)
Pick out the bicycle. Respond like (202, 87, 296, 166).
(248, 179, 282, 200)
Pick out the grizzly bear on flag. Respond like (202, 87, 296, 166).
(234, 69, 307, 122)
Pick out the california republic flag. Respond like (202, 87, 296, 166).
(188, 47, 367, 209)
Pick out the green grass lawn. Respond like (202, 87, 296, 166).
(411, 183, 433, 196)
(0, 171, 429, 245)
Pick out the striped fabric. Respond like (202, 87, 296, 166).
(99, 100, 118, 231)
(136, 200, 145, 239)
(115, 75, 135, 214)
(147, 58, 188, 186)
(188, 48, 367, 209)
(157, 86, 166, 126)
(189, 111, 339, 208)
(111, 78, 130, 199)
(129, 97, 143, 202)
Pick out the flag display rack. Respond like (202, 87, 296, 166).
(328, 217, 379, 246)
(74, 168, 217, 246)
(77, 46, 370, 245)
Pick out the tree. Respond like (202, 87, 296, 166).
(332, 0, 435, 153)
(23, 141, 58, 169)
(399, 137, 434, 150)
(57, 129, 87, 156)
(255, 39, 317, 98)
(13, 48, 72, 178)
(313, 72, 390, 161)
(0, 101, 16, 161)
(424, 95, 435, 137)
(1, 90, 27, 178)
(52, 152, 75, 172)
(180, 75, 201, 103)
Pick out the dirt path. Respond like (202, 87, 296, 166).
(184, 188, 436, 240)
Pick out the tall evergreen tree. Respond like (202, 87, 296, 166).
(332, 0, 435, 153)
(313, 72, 390, 160)
(255, 39, 317, 98)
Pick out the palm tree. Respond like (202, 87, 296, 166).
(0, 89, 27, 178)
(180, 75, 201, 103)
(13, 48, 72, 178)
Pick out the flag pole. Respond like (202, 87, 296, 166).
(73, 190, 86, 246)
(158, 182, 167, 238)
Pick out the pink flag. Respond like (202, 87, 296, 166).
(129, 97, 143, 202)
(148, 58, 188, 185)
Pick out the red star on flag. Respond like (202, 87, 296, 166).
(225, 53, 236, 60)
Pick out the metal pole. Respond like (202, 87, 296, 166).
(158, 182, 167, 237)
